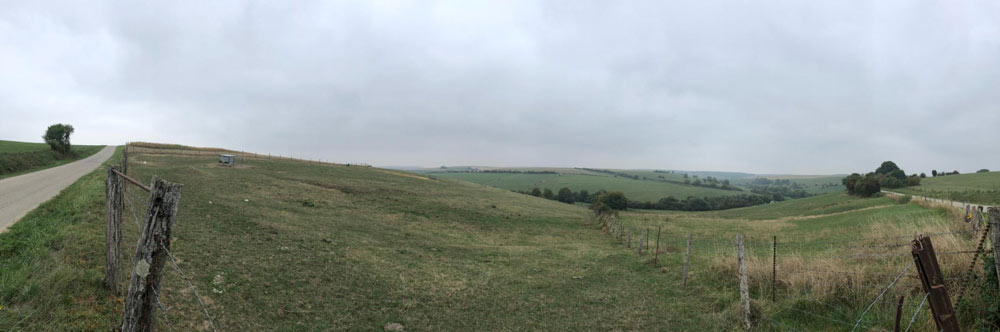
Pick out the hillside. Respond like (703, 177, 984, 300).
(0, 146, 992, 331)
(0, 146, 726, 330)
(892, 171, 1000, 205)
(419, 167, 749, 202)
(0, 140, 103, 179)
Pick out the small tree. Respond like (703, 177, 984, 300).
(43, 124, 74, 153)
(854, 174, 881, 197)
(542, 188, 554, 200)
(530, 187, 541, 197)
(978, 169, 990, 173)
(931, 170, 938, 177)
(919, 172, 926, 178)
(596, 191, 628, 211)
(556, 187, 575, 204)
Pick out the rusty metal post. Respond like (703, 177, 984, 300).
(912, 235, 960, 332)
(772, 235, 777, 302)
(893, 295, 904, 332)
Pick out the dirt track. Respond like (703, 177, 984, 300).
(0, 146, 115, 233)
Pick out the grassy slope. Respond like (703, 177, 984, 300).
(614, 192, 989, 331)
(0, 140, 104, 179)
(428, 172, 747, 202)
(0, 148, 989, 331)
(0, 150, 730, 331)
(893, 172, 1000, 205)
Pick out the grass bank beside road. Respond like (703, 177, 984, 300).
(0, 140, 104, 179)
(893, 171, 1000, 205)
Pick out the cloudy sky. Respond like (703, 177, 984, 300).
(2, 1, 998, 174)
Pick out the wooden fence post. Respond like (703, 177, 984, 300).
(683, 234, 692, 286)
(989, 208, 1000, 290)
(104, 165, 124, 294)
(628, 229, 632, 248)
(655, 226, 661, 262)
(737, 234, 751, 330)
(638, 229, 645, 254)
(122, 144, 129, 175)
(121, 177, 183, 332)
(912, 235, 960, 332)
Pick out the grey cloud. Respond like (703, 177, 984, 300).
(1, 1, 998, 174)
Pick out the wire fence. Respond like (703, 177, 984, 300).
(597, 206, 998, 331)
(114, 145, 219, 332)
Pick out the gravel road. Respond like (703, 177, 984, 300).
(0, 146, 115, 233)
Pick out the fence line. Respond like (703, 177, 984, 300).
(597, 203, 991, 331)
(110, 143, 219, 331)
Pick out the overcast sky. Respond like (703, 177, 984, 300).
(2, 1, 998, 174)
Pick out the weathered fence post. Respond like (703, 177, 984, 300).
(683, 234, 692, 286)
(638, 229, 645, 254)
(628, 229, 632, 248)
(736, 234, 751, 330)
(772, 235, 777, 302)
(122, 144, 129, 175)
(104, 165, 124, 294)
(990, 208, 1000, 290)
(912, 235, 960, 332)
(654, 226, 662, 262)
(121, 177, 183, 332)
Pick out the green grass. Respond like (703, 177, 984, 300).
(0, 146, 122, 330)
(892, 172, 1000, 205)
(0, 140, 104, 179)
(427, 171, 747, 202)
(0, 147, 991, 331)
(0, 149, 735, 331)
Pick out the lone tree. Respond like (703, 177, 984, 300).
(43, 124, 75, 153)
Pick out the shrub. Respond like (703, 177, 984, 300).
(596, 191, 628, 210)
(43, 124, 74, 153)
(556, 187, 575, 204)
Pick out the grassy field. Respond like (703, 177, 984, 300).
(610, 193, 993, 331)
(893, 171, 1000, 205)
(424, 170, 749, 202)
(0, 147, 993, 331)
(0, 147, 729, 331)
(0, 140, 104, 179)
(731, 175, 845, 195)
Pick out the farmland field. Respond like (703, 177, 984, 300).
(422, 169, 750, 202)
(892, 171, 1000, 205)
(0, 146, 993, 331)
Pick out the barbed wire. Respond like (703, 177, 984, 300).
(903, 293, 930, 332)
(851, 257, 915, 331)
(162, 243, 219, 332)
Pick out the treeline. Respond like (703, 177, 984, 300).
(577, 168, 743, 191)
(930, 170, 961, 177)
(744, 178, 813, 201)
(438, 169, 557, 174)
(843, 161, 921, 197)
(515, 186, 773, 211)
(681, 175, 740, 191)
(627, 194, 772, 211)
